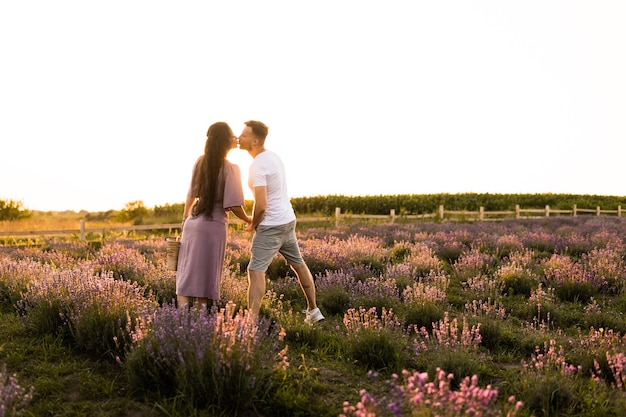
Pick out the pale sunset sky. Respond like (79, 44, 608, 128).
(1, 1, 624, 212)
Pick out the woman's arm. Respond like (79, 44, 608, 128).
(228, 206, 251, 224)
(182, 157, 202, 223)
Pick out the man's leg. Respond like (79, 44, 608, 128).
(291, 262, 318, 311)
(248, 269, 266, 319)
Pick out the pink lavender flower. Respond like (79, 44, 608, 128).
(582, 247, 625, 292)
(343, 307, 402, 335)
(341, 367, 523, 417)
(522, 339, 581, 377)
(465, 298, 507, 320)
(0, 365, 34, 417)
(430, 312, 482, 350)
(387, 242, 443, 280)
(401, 271, 449, 305)
(453, 247, 495, 279)
(17, 266, 158, 357)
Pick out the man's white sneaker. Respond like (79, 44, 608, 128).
(305, 307, 325, 324)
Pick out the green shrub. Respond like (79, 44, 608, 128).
(352, 257, 386, 280)
(506, 297, 557, 325)
(476, 319, 503, 351)
(555, 281, 597, 303)
(524, 376, 578, 416)
(515, 331, 550, 359)
(305, 259, 337, 277)
(231, 253, 250, 273)
(402, 301, 445, 333)
(394, 276, 413, 296)
(388, 245, 411, 263)
(425, 350, 484, 390)
(502, 274, 536, 297)
(267, 276, 305, 307)
(497, 326, 521, 353)
(124, 304, 288, 414)
(318, 286, 351, 317)
(346, 329, 405, 374)
(267, 257, 290, 280)
(283, 322, 333, 351)
(582, 311, 626, 336)
(435, 245, 465, 264)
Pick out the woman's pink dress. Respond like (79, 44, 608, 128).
(176, 160, 244, 300)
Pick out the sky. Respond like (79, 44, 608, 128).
(1, 1, 625, 212)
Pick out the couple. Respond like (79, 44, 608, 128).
(175, 120, 324, 324)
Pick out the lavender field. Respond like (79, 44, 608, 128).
(2, 216, 626, 416)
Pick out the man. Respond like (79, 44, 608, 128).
(238, 120, 324, 324)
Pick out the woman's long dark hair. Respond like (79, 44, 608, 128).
(192, 122, 233, 218)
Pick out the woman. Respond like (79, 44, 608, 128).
(176, 122, 251, 309)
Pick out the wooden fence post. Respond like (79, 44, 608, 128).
(545, 205, 550, 217)
(597, 206, 601, 216)
(515, 204, 520, 219)
(619, 206, 622, 217)
(479, 206, 484, 221)
(390, 209, 396, 223)
(335, 207, 341, 227)
(80, 220, 85, 242)
(439, 205, 444, 220)
(573, 204, 577, 217)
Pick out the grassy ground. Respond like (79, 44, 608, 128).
(0, 312, 162, 417)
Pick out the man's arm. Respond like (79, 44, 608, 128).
(247, 186, 267, 231)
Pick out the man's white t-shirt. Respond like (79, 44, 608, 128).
(248, 150, 296, 226)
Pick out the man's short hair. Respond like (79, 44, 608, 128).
(244, 120, 269, 142)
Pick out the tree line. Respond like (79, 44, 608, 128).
(3, 193, 625, 222)
(0, 199, 32, 221)
(289, 193, 626, 216)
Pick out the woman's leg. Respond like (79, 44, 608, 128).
(177, 295, 191, 309)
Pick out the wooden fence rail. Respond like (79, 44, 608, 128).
(335, 204, 622, 226)
(0, 205, 622, 241)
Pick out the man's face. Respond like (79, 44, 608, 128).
(238, 126, 255, 151)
